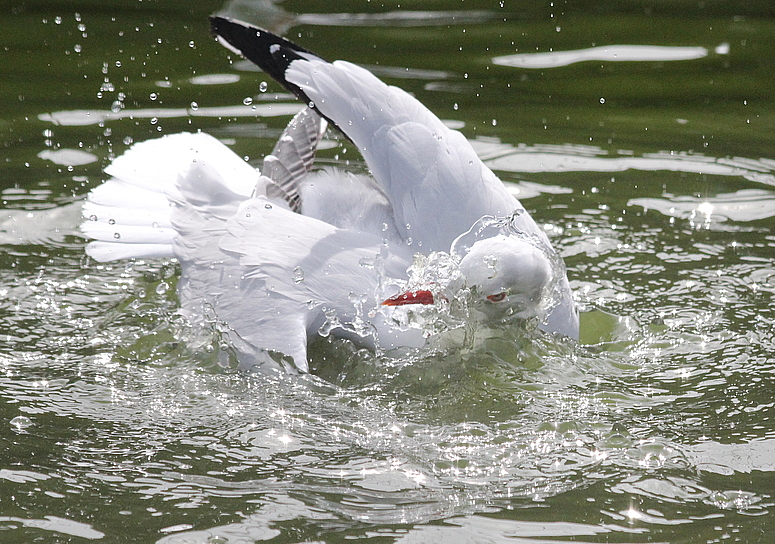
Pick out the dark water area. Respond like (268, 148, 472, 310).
(1, 0, 775, 542)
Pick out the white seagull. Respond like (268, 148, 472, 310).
(81, 17, 579, 372)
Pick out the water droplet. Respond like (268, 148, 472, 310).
(259, 81, 268, 92)
(491, 119, 497, 126)
(453, 102, 459, 110)
(292, 266, 304, 284)
(113, 232, 121, 239)
(264, 203, 272, 210)
(189, 40, 195, 48)
(156, 281, 169, 295)
(10, 416, 32, 430)
(599, 97, 606, 104)
(108, 218, 116, 225)
(111, 100, 123, 113)
(149, 92, 158, 101)
(88, 214, 97, 222)
(243, 96, 253, 106)
(189, 101, 198, 111)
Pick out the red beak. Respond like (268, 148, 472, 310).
(381, 289, 435, 306)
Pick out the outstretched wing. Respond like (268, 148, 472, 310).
(209, 17, 539, 253)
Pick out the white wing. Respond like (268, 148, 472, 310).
(210, 17, 543, 251)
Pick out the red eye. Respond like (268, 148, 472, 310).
(487, 292, 506, 302)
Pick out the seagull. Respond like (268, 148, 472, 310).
(81, 17, 579, 372)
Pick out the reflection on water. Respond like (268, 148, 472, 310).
(218, 0, 497, 35)
(472, 139, 775, 185)
(39, 103, 303, 127)
(492, 44, 728, 69)
(630, 189, 775, 225)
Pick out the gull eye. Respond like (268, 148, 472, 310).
(486, 292, 507, 302)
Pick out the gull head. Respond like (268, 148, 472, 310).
(458, 234, 553, 322)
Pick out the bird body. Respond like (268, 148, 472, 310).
(81, 18, 578, 372)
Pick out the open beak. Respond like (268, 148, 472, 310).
(381, 289, 434, 306)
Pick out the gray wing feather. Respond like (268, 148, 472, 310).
(262, 107, 327, 213)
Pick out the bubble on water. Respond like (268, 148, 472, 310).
(10, 416, 33, 430)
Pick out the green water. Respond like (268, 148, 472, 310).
(2, 0, 775, 542)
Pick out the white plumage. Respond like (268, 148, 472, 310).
(81, 18, 578, 372)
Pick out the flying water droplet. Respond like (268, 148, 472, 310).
(318, 309, 340, 337)
(292, 266, 304, 284)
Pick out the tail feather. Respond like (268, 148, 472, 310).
(81, 132, 258, 262)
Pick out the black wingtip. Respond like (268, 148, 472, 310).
(209, 16, 319, 104)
